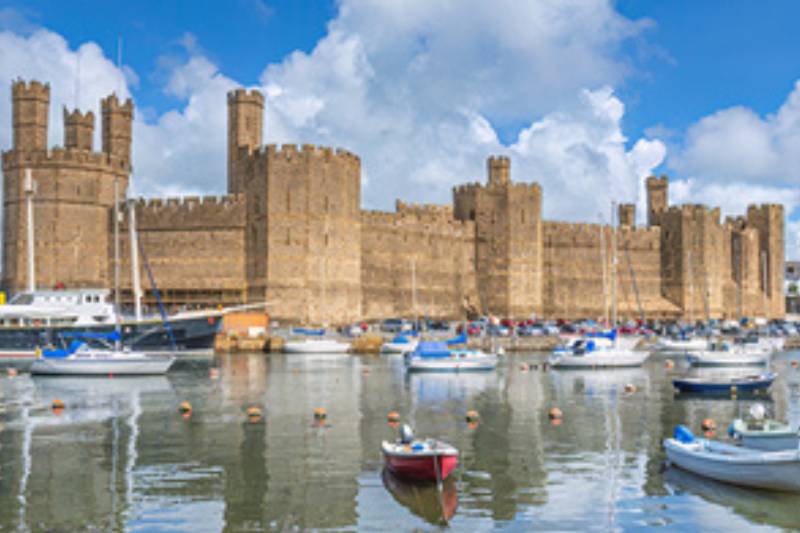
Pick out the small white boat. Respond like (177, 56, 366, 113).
(687, 342, 770, 366)
(381, 334, 418, 354)
(404, 342, 497, 372)
(283, 338, 350, 354)
(729, 405, 800, 451)
(549, 337, 649, 369)
(654, 337, 708, 354)
(30, 341, 174, 376)
(664, 425, 800, 492)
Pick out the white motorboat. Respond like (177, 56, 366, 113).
(283, 338, 350, 354)
(687, 341, 770, 366)
(404, 342, 497, 372)
(729, 405, 800, 451)
(549, 337, 650, 368)
(30, 333, 174, 376)
(381, 334, 419, 354)
(653, 337, 709, 354)
(664, 425, 800, 492)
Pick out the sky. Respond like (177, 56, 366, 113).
(1, 1, 799, 255)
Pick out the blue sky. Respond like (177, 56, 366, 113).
(1, 1, 800, 253)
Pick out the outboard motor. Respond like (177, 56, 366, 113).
(399, 424, 415, 444)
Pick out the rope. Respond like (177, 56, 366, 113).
(137, 238, 178, 351)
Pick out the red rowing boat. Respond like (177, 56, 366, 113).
(381, 427, 459, 482)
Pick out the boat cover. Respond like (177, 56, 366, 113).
(60, 331, 121, 341)
(391, 334, 411, 344)
(43, 340, 85, 358)
(413, 341, 451, 358)
(293, 327, 325, 336)
(674, 425, 695, 443)
(445, 333, 468, 345)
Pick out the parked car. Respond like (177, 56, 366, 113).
(382, 318, 412, 333)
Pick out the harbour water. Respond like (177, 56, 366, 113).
(1, 352, 799, 532)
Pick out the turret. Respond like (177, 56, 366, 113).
(11, 79, 50, 152)
(618, 203, 635, 228)
(487, 155, 510, 186)
(63, 107, 94, 151)
(227, 88, 264, 194)
(646, 175, 668, 227)
(101, 94, 133, 166)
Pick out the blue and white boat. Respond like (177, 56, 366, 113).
(664, 425, 800, 492)
(672, 372, 776, 395)
(687, 341, 771, 367)
(30, 331, 174, 376)
(381, 333, 419, 354)
(549, 331, 649, 369)
(404, 341, 497, 372)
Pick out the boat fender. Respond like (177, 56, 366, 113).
(665, 359, 675, 369)
(701, 418, 717, 431)
(674, 425, 694, 443)
(727, 423, 736, 438)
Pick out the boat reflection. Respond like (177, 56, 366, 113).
(663, 467, 800, 530)
(381, 468, 458, 525)
(407, 370, 500, 408)
(549, 367, 648, 398)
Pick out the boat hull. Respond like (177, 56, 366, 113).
(30, 357, 174, 376)
(383, 451, 458, 482)
(664, 438, 800, 492)
(687, 352, 769, 367)
(405, 352, 497, 372)
(672, 373, 775, 394)
(0, 313, 220, 361)
(549, 350, 649, 368)
(283, 340, 350, 354)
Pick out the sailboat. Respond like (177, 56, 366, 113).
(549, 203, 650, 369)
(31, 178, 175, 375)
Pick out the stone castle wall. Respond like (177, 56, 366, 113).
(361, 202, 478, 320)
(116, 195, 247, 306)
(1, 79, 787, 322)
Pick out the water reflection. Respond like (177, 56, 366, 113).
(381, 468, 458, 525)
(0, 354, 799, 531)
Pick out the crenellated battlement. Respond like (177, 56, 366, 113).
(101, 93, 133, 112)
(361, 208, 474, 233)
(395, 200, 453, 219)
(227, 88, 264, 104)
(543, 220, 661, 248)
(12, 79, 50, 99)
(124, 194, 245, 230)
(247, 143, 361, 164)
(2, 147, 129, 171)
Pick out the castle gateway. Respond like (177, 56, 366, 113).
(1, 80, 785, 323)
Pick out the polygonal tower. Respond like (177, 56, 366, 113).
(2, 80, 131, 294)
(453, 156, 543, 318)
(227, 89, 264, 194)
(646, 175, 668, 227)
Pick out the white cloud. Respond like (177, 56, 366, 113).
(0, 1, 664, 216)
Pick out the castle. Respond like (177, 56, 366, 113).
(1, 80, 786, 323)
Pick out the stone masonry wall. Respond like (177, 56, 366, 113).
(361, 202, 478, 320)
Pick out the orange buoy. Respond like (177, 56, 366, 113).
(246, 406, 262, 420)
(519, 363, 530, 371)
(179, 401, 192, 414)
(548, 407, 563, 420)
(792, 360, 799, 369)
(624, 383, 637, 394)
(665, 359, 675, 369)
(51, 399, 65, 410)
(209, 368, 220, 379)
(7, 368, 17, 377)
(701, 418, 716, 431)
(465, 410, 480, 422)
(314, 407, 327, 420)
(387, 411, 401, 423)
(467, 420, 480, 430)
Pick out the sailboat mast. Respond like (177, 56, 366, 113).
(24, 169, 36, 292)
(611, 202, 618, 334)
(113, 177, 121, 348)
(128, 199, 142, 321)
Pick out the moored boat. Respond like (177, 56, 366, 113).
(283, 338, 350, 354)
(729, 405, 800, 451)
(672, 372, 776, 395)
(687, 343, 770, 366)
(404, 342, 497, 372)
(30, 332, 174, 376)
(381, 334, 418, 354)
(664, 425, 800, 492)
(549, 336, 649, 369)
(382, 425, 459, 482)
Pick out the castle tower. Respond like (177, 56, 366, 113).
(646, 175, 668, 227)
(618, 203, 635, 228)
(746, 204, 785, 318)
(63, 107, 94, 151)
(227, 89, 264, 194)
(454, 156, 543, 317)
(12, 79, 49, 152)
(487, 155, 510, 186)
(2, 80, 130, 294)
(101, 94, 133, 167)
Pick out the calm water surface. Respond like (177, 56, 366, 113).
(1, 352, 800, 532)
